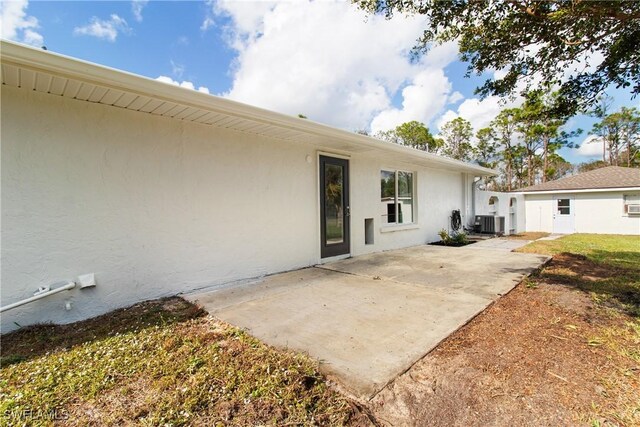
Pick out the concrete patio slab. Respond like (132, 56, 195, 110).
(319, 245, 547, 299)
(465, 237, 532, 251)
(185, 245, 549, 399)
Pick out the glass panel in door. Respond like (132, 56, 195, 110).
(324, 164, 344, 244)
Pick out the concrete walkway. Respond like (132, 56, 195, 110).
(466, 237, 532, 251)
(185, 245, 549, 399)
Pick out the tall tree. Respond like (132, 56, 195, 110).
(490, 109, 520, 191)
(511, 145, 528, 190)
(440, 117, 475, 161)
(592, 107, 640, 167)
(355, 0, 640, 116)
(591, 109, 625, 165)
(475, 127, 498, 169)
(618, 107, 640, 167)
(516, 90, 580, 185)
(376, 120, 443, 153)
(590, 95, 614, 162)
(545, 153, 573, 180)
(475, 127, 498, 188)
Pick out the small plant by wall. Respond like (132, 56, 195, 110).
(433, 229, 473, 247)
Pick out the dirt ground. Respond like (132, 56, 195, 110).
(505, 231, 551, 240)
(368, 254, 639, 426)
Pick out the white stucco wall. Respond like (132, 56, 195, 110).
(474, 190, 525, 235)
(524, 192, 640, 234)
(1, 86, 469, 332)
(524, 195, 554, 232)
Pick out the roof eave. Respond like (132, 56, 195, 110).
(515, 186, 640, 195)
(1, 39, 495, 176)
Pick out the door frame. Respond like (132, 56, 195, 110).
(319, 154, 350, 259)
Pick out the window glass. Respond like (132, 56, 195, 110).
(557, 199, 570, 215)
(397, 171, 414, 224)
(381, 170, 395, 198)
(381, 170, 414, 225)
(623, 194, 640, 214)
(324, 164, 344, 244)
(381, 170, 395, 224)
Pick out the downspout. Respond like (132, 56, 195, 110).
(0, 282, 76, 313)
(471, 176, 482, 228)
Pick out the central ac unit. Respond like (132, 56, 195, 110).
(474, 215, 505, 234)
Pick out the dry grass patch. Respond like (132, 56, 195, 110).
(505, 231, 550, 240)
(1, 298, 368, 426)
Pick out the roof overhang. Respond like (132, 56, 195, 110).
(516, 187, 640, 195)
(1, 39, 495, 176)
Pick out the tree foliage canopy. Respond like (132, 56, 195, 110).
(354, 0, 640, 115)
(590, 106, 640, 167)
(376, 120, 442, 152)
(440, 117, 475, 161)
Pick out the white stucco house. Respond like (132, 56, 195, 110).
(0, 40, 494, 332)
(517, 166, 640, 235)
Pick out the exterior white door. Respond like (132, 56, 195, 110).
(553, 196, 575, 234)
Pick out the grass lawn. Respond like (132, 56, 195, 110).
(0, 299, 365, 426)
(517, 233, 640, 316)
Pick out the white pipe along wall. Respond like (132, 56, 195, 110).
(1, 282, 76, 313)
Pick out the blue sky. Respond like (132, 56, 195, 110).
(2, 1, 637, 164)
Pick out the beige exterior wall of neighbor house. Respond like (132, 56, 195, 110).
(524, 191, 640, 235)
(1, 86, 473, 332)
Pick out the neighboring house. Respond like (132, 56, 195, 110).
(0, 41, 493, 332)
(517, 166, 640, 235)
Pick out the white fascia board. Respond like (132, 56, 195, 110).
(516, 187, 640, 195)
(1, 39, 496, 176)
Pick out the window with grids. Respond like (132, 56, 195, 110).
(623, 194, 640, 215)
(381, 170, 414, 225)
(557, 198, 571, 215)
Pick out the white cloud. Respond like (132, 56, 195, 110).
(370, 68, 453, 133)
(170, 60, 185, 78)
(448, 91, 464, 104)
(574, 134, 606, 159)
(211, 0, 460, 131)
(156, 76, 210, 94)
(131, 0, 148, 23)
(0, 0, 44, 47)
(436, 95, 520, 133)
(73, 14, 130, 42)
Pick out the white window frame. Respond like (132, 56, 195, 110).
(623, 194, 640, 216)
(380, 169, 416, 228)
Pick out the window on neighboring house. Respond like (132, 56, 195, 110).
(557, 198, 571, 215)
(381, 170, 414, 225)
(623, 194, 640, 215)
